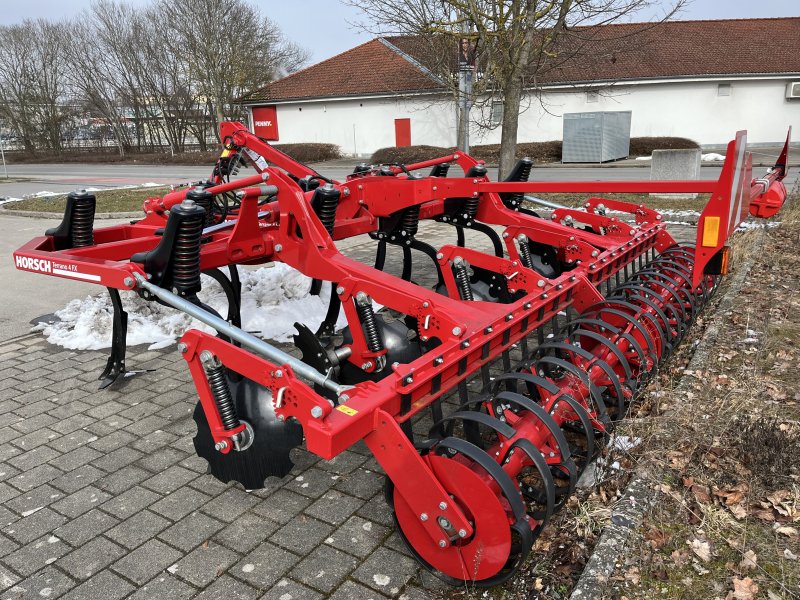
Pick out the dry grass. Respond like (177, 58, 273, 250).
(2, 186, 171, 214)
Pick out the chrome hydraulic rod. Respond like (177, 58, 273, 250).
(132, 272, 348, 396)
(523, 195, 568, 210)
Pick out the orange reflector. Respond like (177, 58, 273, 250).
(702, 216, 720, 247)
(719, 245, 731, 275)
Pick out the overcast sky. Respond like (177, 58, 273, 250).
(0, 0, 796, 63)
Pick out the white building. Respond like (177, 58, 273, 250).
(241, 17, 800, 156)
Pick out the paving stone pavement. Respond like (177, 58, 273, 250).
(0, 217, 696, 599)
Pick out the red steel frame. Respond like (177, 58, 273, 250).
(13, 122, 791, 558)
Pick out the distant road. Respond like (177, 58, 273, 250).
(0, 161, 750, 199)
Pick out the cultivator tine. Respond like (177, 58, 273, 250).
(14, 120, 790, 587)
(98, 288, 129, 389)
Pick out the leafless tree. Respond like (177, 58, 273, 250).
(0, 19, 72, 152)
(156, 0, 309, 140)
(348, 0, 685, 177)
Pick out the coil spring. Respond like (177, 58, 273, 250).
(517, 236, 533, 269)
(401, 205, 420, 237)
(314, 188, 339, 237)
(205, 361, 239, 430)
(463, 196, 479, 219)
(172, 214, 204, 294)
(355, 294, 384, 353)
(453, 258, 474, 301)
(71, 197, 95, 247)
(191, 194, 215, 227)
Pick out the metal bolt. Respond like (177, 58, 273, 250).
(422, 301, 429, 308)
(451, 327, 462, 336)
(439, 501, 447, 510)
(311, 406, 324, 419)
(524, 302, 532, 309)
(420, 513, 429, 521)
(274, 369, 283, 378)
(537, 280, 545, 288)
(356, 292, 369, 305)
(591, 250, 599, 257)
(436, 253, 444, 260)
(177, 342, 188, 354)
(361, 361, 373, 371)
(484, 326, 493, 334)
(199, 350, 215, 364)
(502, 232, 509, 238)
(458, 529, 467, 538)
(338, 394, 350, 404)
(336, 286, 345, 295)
(123, 277, 134, 288)
(438, 517, 451, 528)
(274, 244, 283, 252)
(214, 441, 227, 451)
(438, 539, 447, 548)
(506, 314, 514, 321)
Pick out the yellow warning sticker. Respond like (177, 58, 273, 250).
(336, 405, 358, 416)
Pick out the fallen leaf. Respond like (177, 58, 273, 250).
(775, 525, 798, 537)
(646, 527, 669, 550)
(689, 538, 712, 563)
(671, 549, 690, 567)
(730, 576, 758, 600)
(784, 548, 798, 561)
(624, 566, 640, 585)
(739, 550, 757, 571)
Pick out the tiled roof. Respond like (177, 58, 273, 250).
(242, 17, 800, 103)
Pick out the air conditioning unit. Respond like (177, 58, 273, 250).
(786, 82, 800, 99)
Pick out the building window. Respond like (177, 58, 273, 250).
(491, 101, 504, 126)
(586, 91, 599, 103)
(717, 83, 731, 97)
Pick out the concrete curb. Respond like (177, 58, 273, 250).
(0, 207, 140, 220)
(569, 230, 764, 599)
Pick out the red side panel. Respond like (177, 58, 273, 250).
(252, 106, 279, 141)
(395, 118, 411, 147)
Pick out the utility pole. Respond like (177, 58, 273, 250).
(456, 14, 474, 155)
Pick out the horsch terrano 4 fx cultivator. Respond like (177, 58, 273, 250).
(14, 123, 791, 585)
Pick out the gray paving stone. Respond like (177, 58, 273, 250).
(304, 490, 364, 526)
(292, 545, 359, 593)
(353, 547, 418, 595)
(0, 464, 21, 484)
(124, 415, 165, 437)
(3, 534, 70, 578)
(213, 513, 279, 554)
(128, 573, 196, 600)
(271, 516, 333, 556)
(151, 486, 211, 521)
(252, 490, 310, 525)
(328, 580, 390, 600)
(168, 542, 239, 587)
(157, 511, 224, 552)
(317, 450, 367, 475)
(91, 446, 143, 473)
(53, 509, 119, 547)
(137, 446, 188, 473)
(232, 542, 300, 590)
(325, 515, 390, 558)
(0, 483, 20, 505)
(99, 486, 161, 520)
(333, 468, 384, 500)
(0, 447, 21, 465)
(49, 446, 102, 473)
(0, 566, 20, 594)
(2, 508, 66, 544)
(130, 429, 178, 454)
(87, 430, 136, 453)
(141, 465, 197, 495)
(356, 493, 394, 527)
(50, 486, 110, 519)
(105, 509, 171, 550)
(259, 578, 323, 600)
(285, 468, 336, 499)
(0, 533, 19, 558)
(8, 447, 60, 472)
(4, 484, 62, 516)
(111, 538, 183, 585)
(202, 488, 260, 523)
(61, 570, 134, 600)
(85, 401, 126, 421)
(49, 415, 95, 436)
(11, 428, 59, 451)
(58, 536, 126, 580)
(49, 464, 104, 495)
(2, 564, 76, 599)
(7, 464, 63, 493)
(46, 430, 97, 454)
(193, 575, 259, 600)
(382, 530, 414, 559)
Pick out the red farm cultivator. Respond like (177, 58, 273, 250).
(14, 123, 791, 585)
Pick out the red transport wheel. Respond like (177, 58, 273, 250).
(392, 441, 532, 586)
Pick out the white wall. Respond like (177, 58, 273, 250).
(261, 78, 798, 155)
(271, 95, 457, 156)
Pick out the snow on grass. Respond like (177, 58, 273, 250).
(33, 263, 348, 351)
(0, 182, 165, 207)
(701, 153, 726, 161)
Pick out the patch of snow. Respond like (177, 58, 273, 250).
(612, 435, 642, 452)
(373, 574, 391, 587)
(701, 153, 726, 161)
(34, 263, 348, 350)
(634, 156, 652, 161)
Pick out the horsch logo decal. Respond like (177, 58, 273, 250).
(15, 255, 52, 273)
